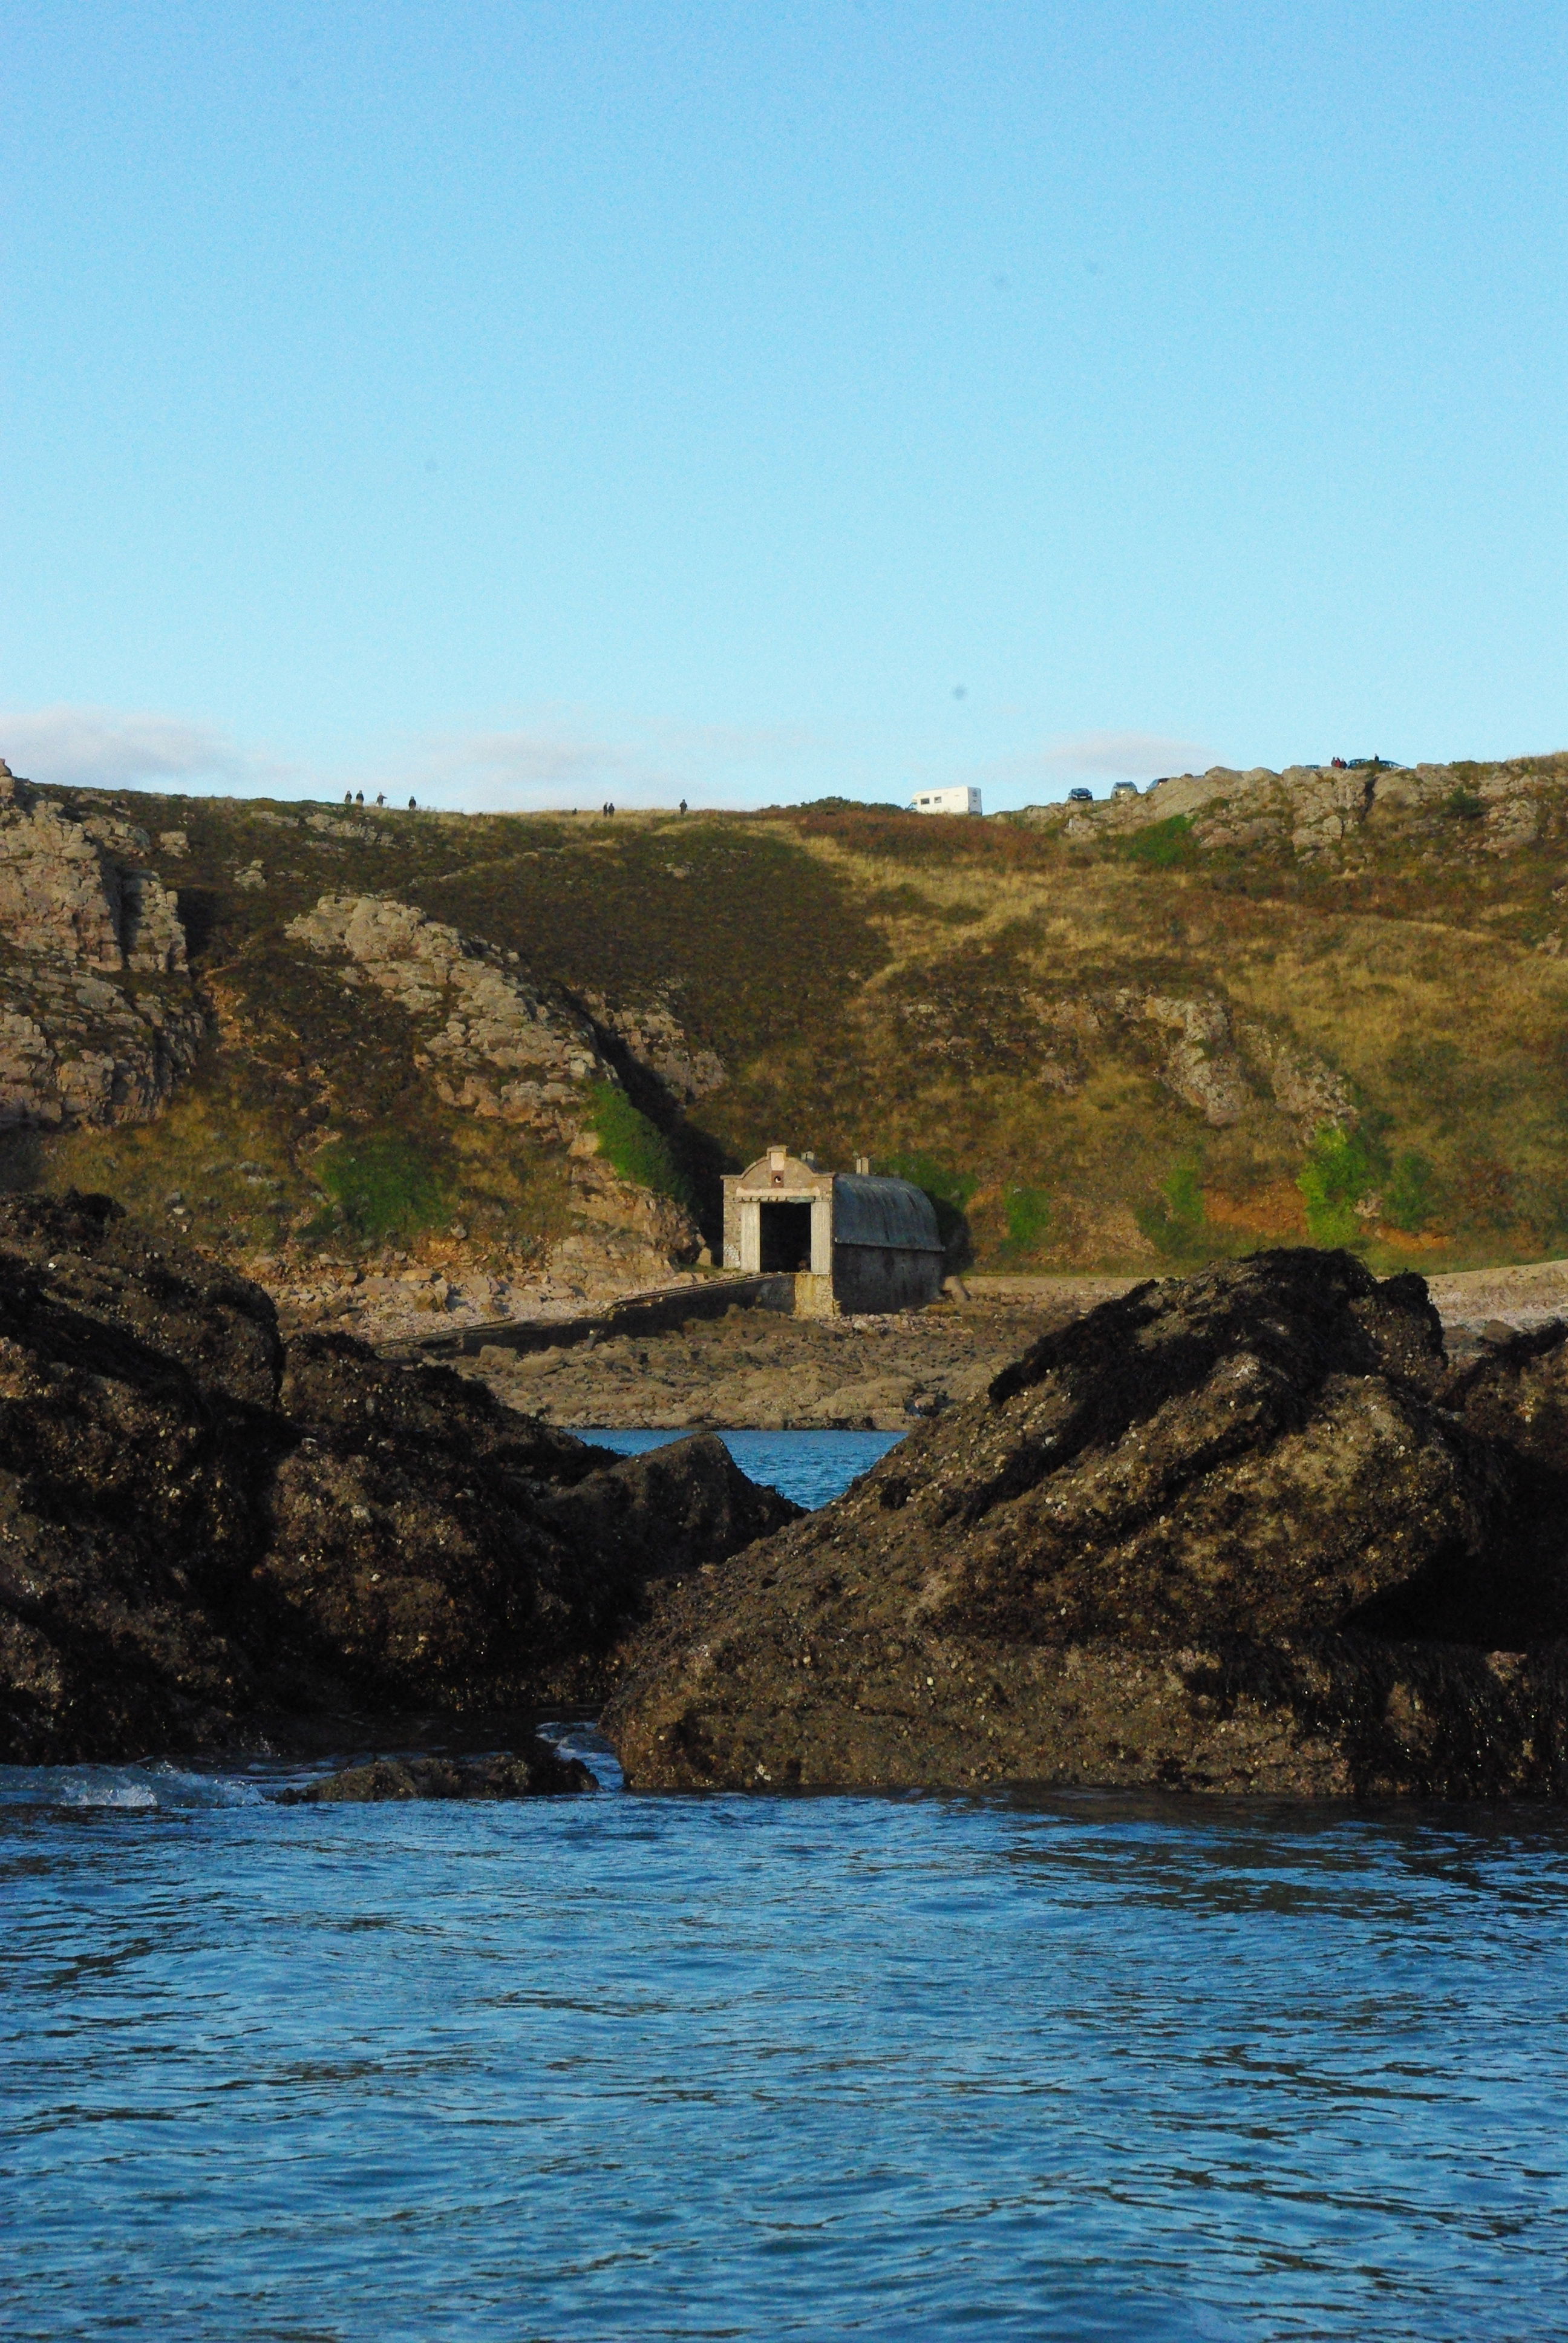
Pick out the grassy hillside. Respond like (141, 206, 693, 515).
(23, 752, 1568, 1280)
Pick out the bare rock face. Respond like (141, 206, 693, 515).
(287, 893, 705, 1274)
(0, 773, 186, 975)
(1132, 992, 1253, 1126)
(0, 968, 203, 1130)
(605, 1251, 1568, 1798)
(286, 894, 615, 1140)
(1047, 755, 1568, 867)
(585, 989, 727, 1104)
(0, 765, 200, 1130)
(261, 1334, 794, 1715)
(0, 1194, 799, 1761)
(1116, 992, 1353, 1135)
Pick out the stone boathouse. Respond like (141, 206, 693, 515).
(721, 1147, 946, 1316)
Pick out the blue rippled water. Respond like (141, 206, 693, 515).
(573, 1425, 904, 1512)
(4, 1434, 1567, 2341)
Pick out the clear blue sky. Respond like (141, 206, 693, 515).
(2, 2, 1564, 811)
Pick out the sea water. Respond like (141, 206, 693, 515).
(4, 1432, 1567, 2342)
(575, 1424, 904, 1512)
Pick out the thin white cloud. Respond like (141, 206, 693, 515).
(4, 700, 1200, 818)
(990, 730, 1210, 788)
(395, 711, 824, 811)
(0, 704, 297, 795)
(0, 702, 825, 814)
(411, 726, 637, 808)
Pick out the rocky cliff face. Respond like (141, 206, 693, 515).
(0, 1194, 799, 1760)
(583, 988, 727, 1105)
(891, 975, 1354, 1139)
(0, 763, 201, 1130)
(285, 893, 616, 1141)
(284, 891, 706, 1288)
(605, 1250, 1568, 1797)
(1045, 755, 1568, 864)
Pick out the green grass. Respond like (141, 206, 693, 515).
(1383, 1149, 1435, 1236)
(999, 1184, 1053, 1260)
(1119, 813, 1200, 870)
(1298, 1126, 1385, 1248)
(309, 1130, 451, 1243)
(1135, 1160, 1209, 1259)
(589, 1083, 695, 1210)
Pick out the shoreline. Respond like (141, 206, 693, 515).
(445, 1267, 1568, 1432)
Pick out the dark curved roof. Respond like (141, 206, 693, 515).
(831, 1174, 942, 1252)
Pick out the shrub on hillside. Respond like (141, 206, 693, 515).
(1136, 1160, 1207, 1257)
(590, 1084, 694, 1210)
(1298, 1126, 1386, 1248)
(1000, 1185, 1052, 1260)
(1383, 1150, 1435, 1236)
(312, 1132, 449, 1242)
(1120, 814, 1198, 870)
(881, 1152, 976, 1270)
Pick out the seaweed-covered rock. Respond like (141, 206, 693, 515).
(0, 1193, 799, 1760)
(258, 1334, 797, 1716)
(276, 1740, 596, 1802)
(605, 1251, 1568, 1797)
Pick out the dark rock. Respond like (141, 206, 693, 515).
(0, 1188, 283, 1406)
(1452, 1319, 1568, 1475)
(605, 1250, 1568, 1797)
(0, 1195, 800, 1761)
(258, 1337, 797, 1717)
(276, 1738, 596, 1803)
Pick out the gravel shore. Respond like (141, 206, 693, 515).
(454, 1296, 1082, 1430)
(450, 1262, 1568, 1430)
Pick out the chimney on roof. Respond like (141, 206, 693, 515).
(854, 1155, 870, 1175)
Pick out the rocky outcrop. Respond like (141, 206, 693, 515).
(462, 1296, 1073, 1431)
(0, 765, 202, 1130)
(893, 967, 1353, 1142)
(604, 1250, 1568, 1797)
(0, 767, 186, 974)
(276, 1743, 596, 1801)
(287, 893, 706, 1281)
(286, 894, 615, 1141)
(552, 1133, 706, 1293)
(584, 989, 727, 1104)
(1132, 992, 1252, 1125)
(1126, 995, 1353, 1134)
(0, 966, 203, 1130)
(0, 1193, 800, 1761)
(1040, 755, 1568, 865)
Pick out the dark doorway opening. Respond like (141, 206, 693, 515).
(759, 1201, 812, 1272)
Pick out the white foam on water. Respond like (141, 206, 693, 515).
(143, 1761, 267, 1809)
(61, 1775, 160, 1811)
(0, 1763, 268, 1812)
(537, 1720, 624, 1791)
